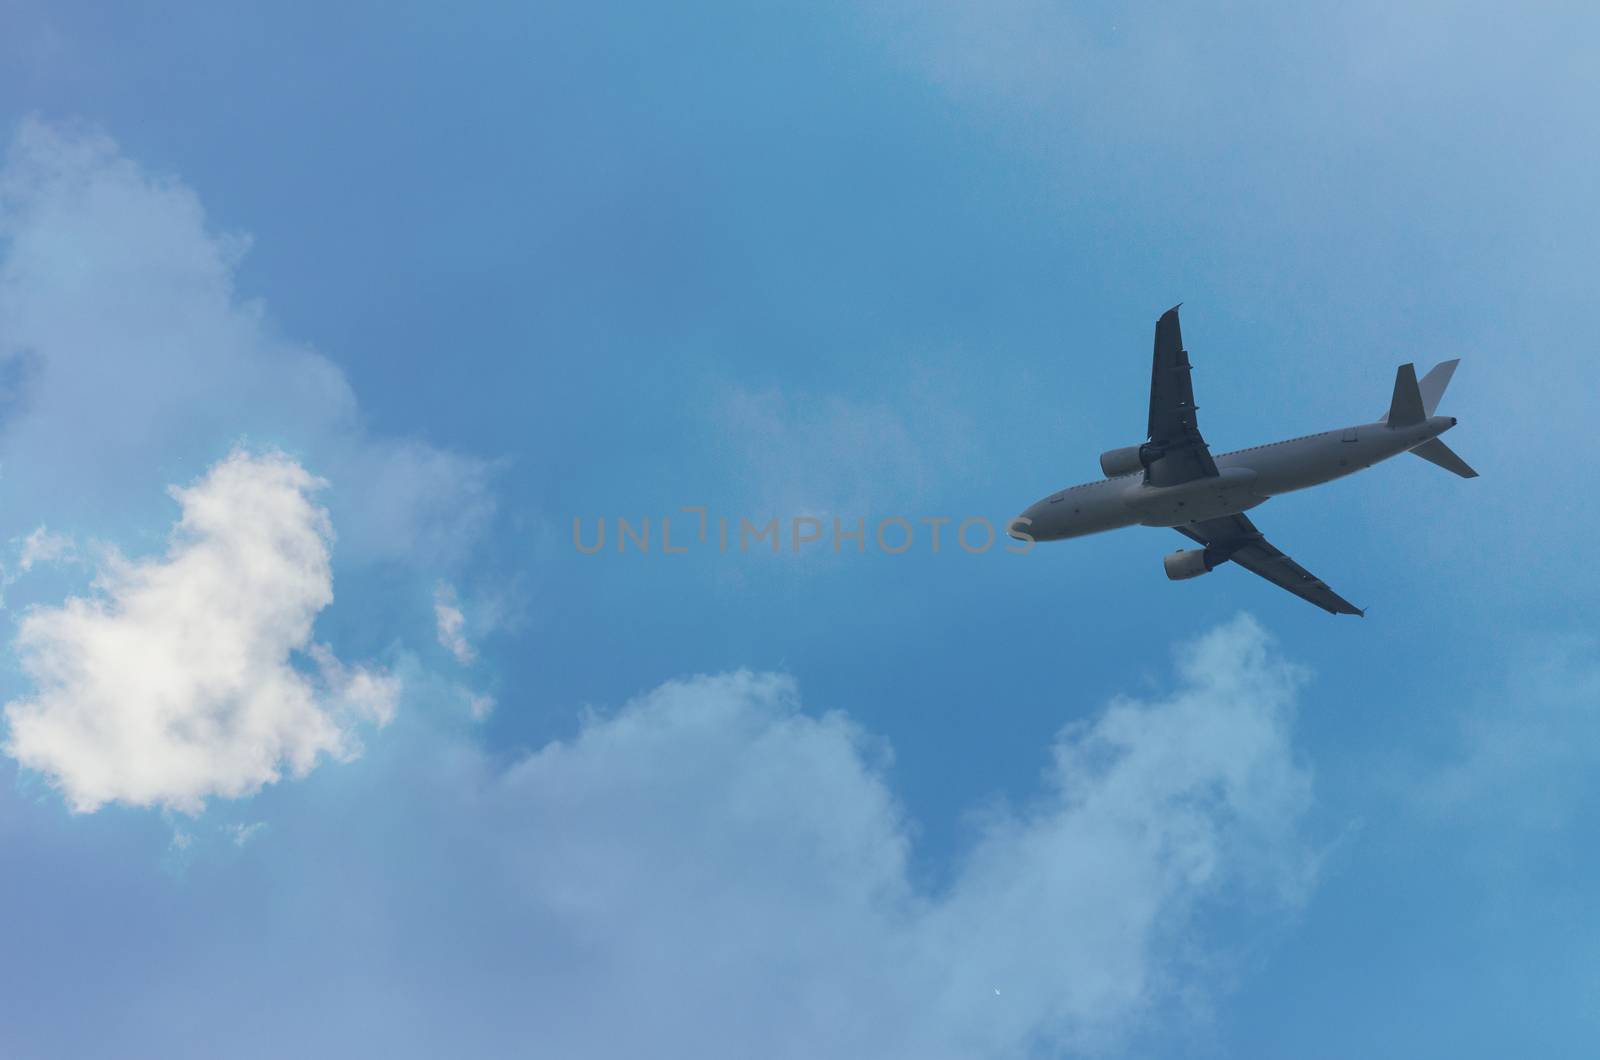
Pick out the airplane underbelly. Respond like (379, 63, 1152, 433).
(1051, 496, 1139, 538)
(1028, 479, 1144, 540)
(1137, 491, 1267, 526)
(1124, 468, 1267, 527)
(1232, 432, 1395, 495)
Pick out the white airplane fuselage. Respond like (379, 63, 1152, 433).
(1018, 414, 1458, 542)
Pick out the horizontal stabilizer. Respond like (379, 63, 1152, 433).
(1410, 437, 1478, 478)
(1386, 363, 1426, 427)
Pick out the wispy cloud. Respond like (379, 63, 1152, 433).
(527, 615, 1295, 1052)
(16, 526, 74, 574)
(0, 119, 495, 567)
(466, 691, 495, 721)
(1413, 632, 1600, 831)
(222, 821, 267, 847)
(713, 375, 974, 521)
(433, 582, 476, 665)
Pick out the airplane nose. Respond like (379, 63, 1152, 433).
(1008, 505, 1041, 540)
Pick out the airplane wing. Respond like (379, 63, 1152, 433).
(1175, 514, 1365, 616)
(1145, 305, 1219, 487)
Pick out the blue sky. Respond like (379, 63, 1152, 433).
(1, 2, 1597, 1056)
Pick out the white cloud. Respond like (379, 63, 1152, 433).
(459, 614, 1313, 1057)
(0, 119, 493, 566)
(466, 691, 495, 720)
(0, 615, 1315, 1057)
(433, 582, 475, 665)
(3, 449, 398, 814)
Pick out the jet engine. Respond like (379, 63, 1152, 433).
(1099, 444, 1155, 478)
(1163, 548, 1215, 581)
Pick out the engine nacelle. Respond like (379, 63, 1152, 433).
(1163, 549, 1215, 581)
(1099, 444, 1152, 478)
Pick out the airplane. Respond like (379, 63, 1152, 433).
(1009, 305, 1475, 616)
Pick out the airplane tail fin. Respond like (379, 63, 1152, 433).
(1394, 357, 1475, 477)
(1410, 437, 1478, 478)
(1415, 358, 1459, 416)
(1385, 363, 1426, 427)
(1385, 358, 1461, 427)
